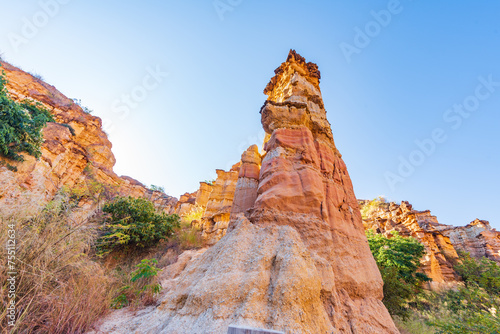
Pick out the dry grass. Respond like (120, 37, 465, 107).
(0, 196, 113, 334)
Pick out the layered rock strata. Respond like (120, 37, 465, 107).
(437, 219, 500, 263)
(194, 165, 240, 245)
(92, 50, 399, 333)
(361, 200, 460, 289)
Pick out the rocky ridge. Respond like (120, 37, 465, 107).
(0, 61, 177, 219)
(360, 199, 500, 289)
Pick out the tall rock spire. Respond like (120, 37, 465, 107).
(91, 51, 399, 334)
(248, 49, 398, 332)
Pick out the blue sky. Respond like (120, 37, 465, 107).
(1, 0, 499, 229)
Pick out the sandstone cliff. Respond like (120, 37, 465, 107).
(437, 218, 500, 263)
(92, 50, 399, 333)
(360, 199, 500, 289)
(0, 61, 177, 219)
(361, 200, 460, 289)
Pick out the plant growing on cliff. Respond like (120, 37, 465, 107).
(149, 184, 165, 193)
(366, 230, 429, 318)
(96, 196, 180, 256)
(360, 196, 386, 219)
(0, 70, 54, 163)
(72, 98, 93, 114)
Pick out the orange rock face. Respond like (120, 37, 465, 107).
(230, 145, 261, 221)
(0, 61, 177, 218)
(194, 166, 240, 245)
(361, 200, 460, 289)
(249, 50, 397, 332)
(92, 50, 399, 333)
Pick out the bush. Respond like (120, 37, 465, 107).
(111, 258, 162, 309)
(366, 230, 429, 318)
(0, 70, 54, 163)
(454, 252, 500, 295)
(96, 196, 180, 256)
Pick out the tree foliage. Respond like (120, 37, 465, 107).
(366, 230, 430, 318)
(0, 70, 54, 163)
(96, 196, 180, 256)
(454, 251, 500, 295)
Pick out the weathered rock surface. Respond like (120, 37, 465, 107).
(194, 164, 240, 245)
(361, 200, 460, 289)
(0, 61, 177, 219)
(230, 145, 261, 221)
(92, 50, 398, 333)
(437, 219, 500, 263)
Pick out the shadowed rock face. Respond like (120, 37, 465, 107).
(0, 61, 177, 219)
(91, 50, 399, 334)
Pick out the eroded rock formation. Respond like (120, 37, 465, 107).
(0, 61, 177, 219)
(361, 200, 460, 289)
(437, 219, 500, 263)
(361, 199, 500, 290)
(194, 164, 240, 245)
(92, 50, 399, 333)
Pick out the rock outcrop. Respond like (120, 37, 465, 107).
(194, 164, 240, 245)
(437, 219, 500, 263)
(230, 145, 261, 220)
(361, 199, 500, 289)
(361, 200, 460, 289)
(92, 50, 398, 333)
(0, 61, 177, 219)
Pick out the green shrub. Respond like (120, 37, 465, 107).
(454, 252, 500, 295)
(366, 230, 429, 318)
(111, 258, 162, 309)
(96, 196, 180, 256)
(0, 70, 54, 163)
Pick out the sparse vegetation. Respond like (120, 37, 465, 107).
(0, 70, 54, 164)
(72, 98, 93, 114)
(360, 196, 386, 219)
(149, 184, 165, 193)
(0, 194, 112, 334)
(96, 196, 180, 256)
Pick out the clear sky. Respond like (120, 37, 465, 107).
(1, 1, 499, 229)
